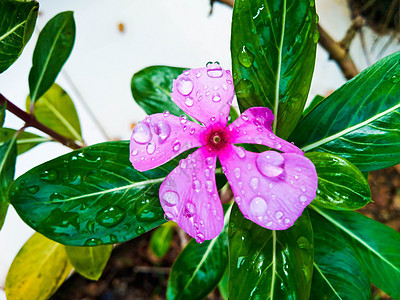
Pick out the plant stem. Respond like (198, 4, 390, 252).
(0, 94, 82, 150)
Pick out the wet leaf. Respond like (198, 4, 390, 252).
(150, 222, 174, 258)
(5, 233, 73, 300)
(29, 11, 75, 103)
(66, 244, 112, 280)
(0, 101, 5, 127)
(0, 0, 38, 73)
(0, 128, 50, 155)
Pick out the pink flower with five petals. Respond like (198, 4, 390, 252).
(130, 64, 318, 243)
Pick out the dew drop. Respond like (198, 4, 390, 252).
(240, 114, 249, 121)
(27, 185, 39, 194)
(235, 146, 246, 158)
(234, 167, 241, 178)
(41, 169, 59, 182)
(222, 84, 228, 91)
(256, 151, 285, 177)
(110, 234, 119, 243)
(236, 79, 255, 97)
(284, 218, 291, 224)
(249, 196, 267, 217)
(196, 233, 205, 243)
(212, 93, 221, 102)
(132, 123, 152, 144)
(162, 190, 179, 206)
(146, 142, 155, 155)
(85, 238, 103, 246)
(299, 195, 308, 203)
(250, 177, 259, 189)
(254, 136, 263, 144)
(184, 202, 197, 218)
(238, 45, 255, 68)
(196, 72, 202, 78)
(154, 120, 171, 141)
(50, 192, 64, 201)
(205, 180, 213, 192)
(86, 221, 95, 234)
(164, 212, 174, 221)
(206, 63, 223, 78)
(172, 140, 181, 152)
(163, 110, 170, 117)
(131, 148, 138, 156)
(179, 114, 188, 124)
(184, 96, 194, 107)
(275, 211, 283, 219)
(96, 206, 126, 227)
(189, 127, 196, 135)
(177, 77, 194, 95)
(135, 226, 145, 235)
(313, 30, 319, 43)
(192, 179, 201, 191)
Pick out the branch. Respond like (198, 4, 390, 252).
(0, 94, 82, 150)
(211, 0, 359, 80)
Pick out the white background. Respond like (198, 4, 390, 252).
(0, 0, 398, 298)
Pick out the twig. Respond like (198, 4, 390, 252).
(212, 0, 360, 80)
(0, 94, 82, 150)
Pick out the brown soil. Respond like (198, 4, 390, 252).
(52, 166, 400, 300)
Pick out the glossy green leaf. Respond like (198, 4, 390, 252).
(228, 204, 313, 300)
(9, 141, 170, 246)
(167, 204, 232, 300)
(0, 128, 50, 155)
(150, 222, 174, 258)
(29, 11, 75, 103)
(309, 209, 371, 300)
(291, 51, 400, 172)
(0, 134, 17, 229)
(312, 206, 400, 298)
(131, 66, 186, 116)
(301, 94, 324, 122)
(231, 0, 317, 138)
(66, 244, 112, 280)
(306, 152, 371, 210)
(27, 83, 83, 142)
(5, 233, 73, 300)
(0, 0, 38, 73)
(218, 267, 229, 300)
(0, 101, 5, 127)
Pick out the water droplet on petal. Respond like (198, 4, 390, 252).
(184, 96, 194, 107)
(196, 72, 202, 78)
(206, 157, 214, 166)
(192, 179, 201, 191)
(235, 146, 246, 158)
(249, 196, 267, 217)
(164, 212, 174, 221)
(275, 211, 283, 220)
(154, 120, 171, 141)
(146, 142, 155, 155)
(234, 167, 241, 178)
(184, 202, 196, 217)
(177, 77, 194, 95)
(284, 218, 290, 224)
(132, 123, 152, 144)
(268, 133, 276, 140)
(206, 180, 213, 192)
(196, 233, 205, 243)
(212, 93, 221, 102)
(163, 110, 170, 117)
(189, 127, 196, 135)
(172, 140, 181, 152)
(299, 195, 307, 203)
(162, 190, 179, 206)
(131, 149, 138, 156)
(256, 151, 285, 177)
(240, 114, 249, 122)
(179, 114, 188, 124)
(254, 136, 263, 144)
(249, 177, 259, 189)
(206, 63, 223, 78)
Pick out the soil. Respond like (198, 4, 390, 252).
(51, 165, 400, 300)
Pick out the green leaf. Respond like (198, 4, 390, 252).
(228, 204, 313, 300)
(167, 204, 232, 300)
(0, 101, 6, 127)
(312, 206, 400, 298)
(0, 134, 17, 229)
(29, 11, 75, 103)
(9, 141, 207, 246)
(309, 209, 371, 300)
(218, 267, 229, 300)
(306, 152, 371, 210)
(0, 0, 38, 73)
(231, 0, 317, 138)
(0, 127, 50, 155)
(291, 51, 400, 172)
(301, 94, 324, 122)
(5, 233, 73, 300)
(27, 83, 83, 142)
(150, 222, 174, 258)
(66, 244, 112, 280)
(131, 66, 186, 116)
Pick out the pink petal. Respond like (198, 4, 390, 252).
(130, 113, 204, 171)
(218, 145, 317, 230)
(159, 147, 224, 242)
(171, 64, 234, 127)
(228, 107, 303, 155)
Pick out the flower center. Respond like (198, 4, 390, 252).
(202, 126, 230, 152)
(213, 135, 221, 144)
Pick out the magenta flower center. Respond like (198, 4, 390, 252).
(202, 127, 230, 152)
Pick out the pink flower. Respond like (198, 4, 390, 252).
(130, 64, 318, 243)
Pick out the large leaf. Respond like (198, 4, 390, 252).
(312, 206, 400, 298)
(306, 152, 371, 210)
(27, 83, 83, 142)
(5, 233, 73, 300)
(231, 0, 317, 138)
(167, 204, 232, 300)
(0, 127, 50, 155)
(0, 101, 5, 127)
(309, 209, 371, 300)
(29, 11, 75, 103)
(291, 51, 400, 172)
(228, 204, 313, 300)
(131, 66, 186, 116)
(66, 244, 113, 280)
(0, 134, 17, 229)
(150, 222, 174, 258)
(0, 0, 38, 73)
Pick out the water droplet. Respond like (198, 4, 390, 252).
(164, 212, 174, 221)
(205, 180, 213, 192)
(268, 133, 276, 140)
(196, 233, 205, 243)
(299, 195, 307, 203)
(154, 121, 171, 141)
(189, 127, 196, 135)
(131, 149, 138, 156)
(238, 45, 255, 68)
(297, 236, 310, 250)
(172, 140, 181, 151)
(86, 221, 95, 233)
(204, 169, 211, 177)
(236, 79, 255, 97)
(196, 72, 202, 78)
(234, 167, 241, 178)
(284, 218, 290, 224)
(301, 186, 307, 192)
(146, 142, 155, 155)
(249, 196, 267, 217)
(162, 190, 179, 206)
(206, 63, 223, 78)
(179, 114, 187, 125)
(27, 185, 39, 194)
(177, 77, 194, 95)
(240, 114, 249, 121)
(41, 169, 59, 182)
(254, 136, 263, 144)
(309, 0, 315, 6)
(391, 74, 400, 84)
(212, 93, 221, 102)
(110, 234, 119, 243)
(132, 123, 152, 144)
(275, 211, 283, 219)
(184, 96, 194, 107)
(85, 238, 103, 246)
(222, 84, 228, 91)
(179, 159, 187, 169)
(295, 34, 302, 43)
(313, 30, 319, 43)
(206, 157, 214, 166)
(250, 177, 259, 189)
(163, 110, 170, 117)
(192, 179, 201, 192)
(235, 146, 246, 158)
(184, 202, 196, 217)
(136, 226, 145, 235)
(50, 192, 65, 201)
(256, 151, 285, 177)
(96, 206, 126, 227)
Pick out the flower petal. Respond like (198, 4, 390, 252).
(219, 145, 317, 230)
(171, 64, 234, 127)
(130, 113, 204, 171)
(159, 147, 224, 242)
(228, 107, 303, 155)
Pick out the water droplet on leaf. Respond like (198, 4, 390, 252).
(238, 45, 254, 68)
